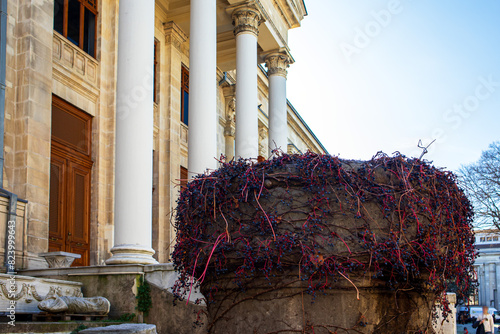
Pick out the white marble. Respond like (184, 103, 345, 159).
(233, 8, 261, 159)
(108, 0, 157, 265)
(0, 274, 82, 314)
(188, 0, 218, 176)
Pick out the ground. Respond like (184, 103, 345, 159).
(457, 322, 500, 333)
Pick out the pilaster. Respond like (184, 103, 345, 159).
(224, 95, 236, 161)
(157, 21, 188, 261)
(258, 125, 268, 158)
(5, 0, 54, 268)
(94, 0, 119, 265)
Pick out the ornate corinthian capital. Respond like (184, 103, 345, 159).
(232, 8, 262, 37)
(265, 53, 290, 78)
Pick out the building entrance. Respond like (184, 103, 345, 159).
(49, 96, 93, 266)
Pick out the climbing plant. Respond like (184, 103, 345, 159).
(136, 275, 152, 316)
(172, 152, 476, 326)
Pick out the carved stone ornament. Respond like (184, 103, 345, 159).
(232, 8, 262, 37)
(224, 124, 235, 138)
(265, 53, 290, 78)
(0, 282, 82, 302)
(38, 289, 110, 315)
(39, 251, 81, 268)
(226, 98, 236, 122)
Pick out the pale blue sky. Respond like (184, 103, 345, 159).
(287, 0, 500, 172)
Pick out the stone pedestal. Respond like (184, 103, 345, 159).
(39, 251, 81, 268)
(202, 273, 435, 333)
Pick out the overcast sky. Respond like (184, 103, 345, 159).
(287, 0, 500, 172)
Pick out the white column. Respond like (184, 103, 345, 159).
(106, 0, 157, 265)
(188, 0, 217, 176)
(490, 263, 496, 307)
(233, 8, 262, 159)
(265, 53, 290, 155)
(485, 264, 490, 305)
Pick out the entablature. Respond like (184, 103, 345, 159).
(156, 0, 305, 71)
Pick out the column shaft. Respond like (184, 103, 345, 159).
(107, 0, 157, 265)
(265, 53, 290, 155)
(188, 0, 217, 175)
(233, 8, 261, 159)
(268, 75, 287, 153)
(235, 33, 258, 158)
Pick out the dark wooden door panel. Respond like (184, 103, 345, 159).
(49, 95, 93, 267)
(68, 245, 88, 267)
(49, 154, 67, 251)
(67, 162, 91, 249)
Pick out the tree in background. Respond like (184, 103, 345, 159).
(459, 141, 500, 229)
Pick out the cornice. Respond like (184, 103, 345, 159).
(163, 21, 188, 51)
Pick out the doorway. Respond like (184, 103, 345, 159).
(49, 96, 93, 266)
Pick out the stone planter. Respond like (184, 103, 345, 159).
(173, 154, 475, 333)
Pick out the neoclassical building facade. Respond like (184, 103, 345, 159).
(472, 229, 500, 309)
(0, 0, 326, 270)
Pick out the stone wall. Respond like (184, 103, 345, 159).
(4, 0, 54, 269)
(20, 264, 206, 333)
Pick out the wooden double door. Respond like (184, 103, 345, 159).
(49, 96, 93, 266)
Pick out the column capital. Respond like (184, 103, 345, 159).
(232, 7, 263, 37)
(265, 53, 291, 78)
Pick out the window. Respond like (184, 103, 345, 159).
(494, 236, 499, 241)
(153, 39, 159, 103)
(181, 66, 189, 126)
(54, 0, 97, 57)
(487, 237, 492, 242)
(469, 287, 479, 306)
(480, 237, 485, 242)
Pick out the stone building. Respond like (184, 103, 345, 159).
(0, 0, 326, 271)
(472, 229, 500, 309)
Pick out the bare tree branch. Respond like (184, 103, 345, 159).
(459, 141, 500, 230)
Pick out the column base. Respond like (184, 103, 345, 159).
(105, 244, 159, 265)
